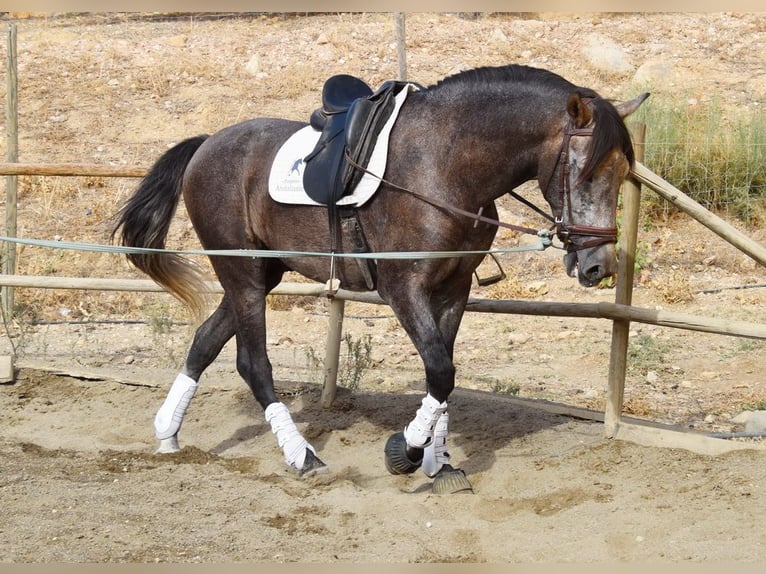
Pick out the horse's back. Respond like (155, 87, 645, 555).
(189, 117, 305, 176)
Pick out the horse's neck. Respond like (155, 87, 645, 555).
(451, 104, 554, 199)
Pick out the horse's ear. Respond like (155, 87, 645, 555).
(614, 92, 650, 119)
(566, 92, 592, 128)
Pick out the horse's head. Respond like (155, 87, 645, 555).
(541, 91, 649, 287)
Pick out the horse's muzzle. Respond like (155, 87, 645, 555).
(564, 243, 617, 287)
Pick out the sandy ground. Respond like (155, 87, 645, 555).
(1, 12, 766, 563)
(2, 358, 766, 563)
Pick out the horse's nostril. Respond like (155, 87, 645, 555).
(584, 264, 604, 284)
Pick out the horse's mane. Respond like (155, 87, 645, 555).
(424, 64, 635, 181)
(426, 64, 577, 95)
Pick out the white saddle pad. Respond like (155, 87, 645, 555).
(268, 83, 412, 207)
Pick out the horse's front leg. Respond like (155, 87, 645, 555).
(382, 281, 473, 493)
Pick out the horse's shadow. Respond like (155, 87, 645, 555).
(209, 380, 591, 477)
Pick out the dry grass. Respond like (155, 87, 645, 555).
(651, 268, 696, 304)
(485, 274, 533, 300)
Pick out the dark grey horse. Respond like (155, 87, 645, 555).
(112, 64, 647, 493)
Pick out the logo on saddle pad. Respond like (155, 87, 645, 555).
(268, 80, 413, 207)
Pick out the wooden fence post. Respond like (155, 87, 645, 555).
(394, 13, 407, 81)
(3, 23, 18, 320)
(605, 122, 646, 437)
(321, 296, 345, 407)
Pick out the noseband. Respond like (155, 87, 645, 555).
(546, 118, 618, 253)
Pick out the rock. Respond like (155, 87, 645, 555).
(245, 54, 261, 76)
(526, 280, 549, 295)
(646, 370, 659, 384)
(491, 27, 508, 43)
(746, 413, 766, 434)
(731, 411, 766, 433)
(633, 60, 675, 85)
(0, 355, 14, 384)
(508, 333, 530, 345)
(163, 35, 187, 47)
(582, 33, 632, 73)
(556, 330, 581, 341)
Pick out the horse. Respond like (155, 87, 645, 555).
(112, 64, 648, 493)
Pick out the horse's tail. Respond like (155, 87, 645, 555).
(111, 134, 210, 321)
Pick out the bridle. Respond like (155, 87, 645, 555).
(542, 116, 618, 253)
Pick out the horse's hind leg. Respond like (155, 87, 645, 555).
(154, 295, 237, 453)
(213, 256, 327, 476)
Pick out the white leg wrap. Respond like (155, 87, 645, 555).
(154, 373, 199, 440)
(403, 393, 448, 449)
(423, 411, 450, 478)
(265, 402, 315, 471)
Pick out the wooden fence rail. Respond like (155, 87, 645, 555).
(0, 162, 147, 178)
(2, 274, 764, 341)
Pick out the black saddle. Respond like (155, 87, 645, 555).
(303, 74, 409, 205)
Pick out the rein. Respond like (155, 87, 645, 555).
(344, 152, 550, 240)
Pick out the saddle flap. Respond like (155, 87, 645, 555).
(342, 81, 401, 191)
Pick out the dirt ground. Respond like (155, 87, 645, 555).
(1, 12, 766, 563)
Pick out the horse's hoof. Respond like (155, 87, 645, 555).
(299, 448, 329, 478)
(384, 432, 423, 475)
(155, 435, 180, 454)
(432, 464, 473, 494)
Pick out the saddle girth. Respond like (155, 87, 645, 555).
(327, 205, 377, 293)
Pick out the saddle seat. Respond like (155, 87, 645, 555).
(309, 74, 373, 129)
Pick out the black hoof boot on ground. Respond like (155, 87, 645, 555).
(432, 464, 473, 494)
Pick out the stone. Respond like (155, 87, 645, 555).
(491, 27, 508, 43)
(582, 33, 632, 73)
(508, 333, 530, 345)
(731, 411, 766, 434)
(245, 54, 262, 76)
(633, 60, 675, 85)
(0, 355, 14, 384)
(526, 280, 549, 295)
